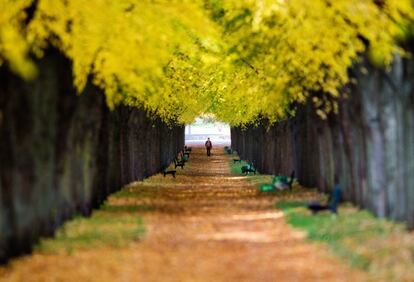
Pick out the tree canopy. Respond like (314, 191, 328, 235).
(1, 0, 413, 125)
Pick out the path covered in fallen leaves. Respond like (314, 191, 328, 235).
(0, 146, 365, 281)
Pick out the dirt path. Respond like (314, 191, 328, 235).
(0, 146, 365, 281)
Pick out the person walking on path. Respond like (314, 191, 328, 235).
(205, 138, 212, 156)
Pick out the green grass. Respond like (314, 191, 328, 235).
(35, 200, 145, 255)
(229, 158, 249, 175)
(277, 201, 395, 270)
(228, 151, 273, 184)
(229, 151, 414, 280)
(100, 204, 155, 213)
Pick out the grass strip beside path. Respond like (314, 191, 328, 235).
(277, 201, 414, 281)
(35, 190, 146, 255)
(229, 150, 414, 281)
(228, 151, 272, 185)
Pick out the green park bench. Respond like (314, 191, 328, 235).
(308, 185, 341, 214)
(179, 149, 190, 161)
(260, 171, 295, 192)
(241, 162, 256, 175)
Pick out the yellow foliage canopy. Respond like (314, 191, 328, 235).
(0, 0, 413, 125)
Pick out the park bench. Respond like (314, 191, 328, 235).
(259, 171, 295, 192)
(224, 146, 233, 154)
(241, 162, 256, 175)
(179, 149, 190, 161)
(273, 171, 295, 190)
(181, 151, 190, 161)
(174, 157, 185, 169)
(163, 169, 176, 178)
(307, 185, 341, 214)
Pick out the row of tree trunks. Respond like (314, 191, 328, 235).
(0, 50, 184, 262)
(231, 55, 414, 229)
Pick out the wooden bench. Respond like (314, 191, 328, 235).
(174, 157, 185, 169)
(163, 169, 176, 178)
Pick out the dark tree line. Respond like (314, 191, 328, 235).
(232, 54, 414, 229)
(0, 49, 184, 262)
